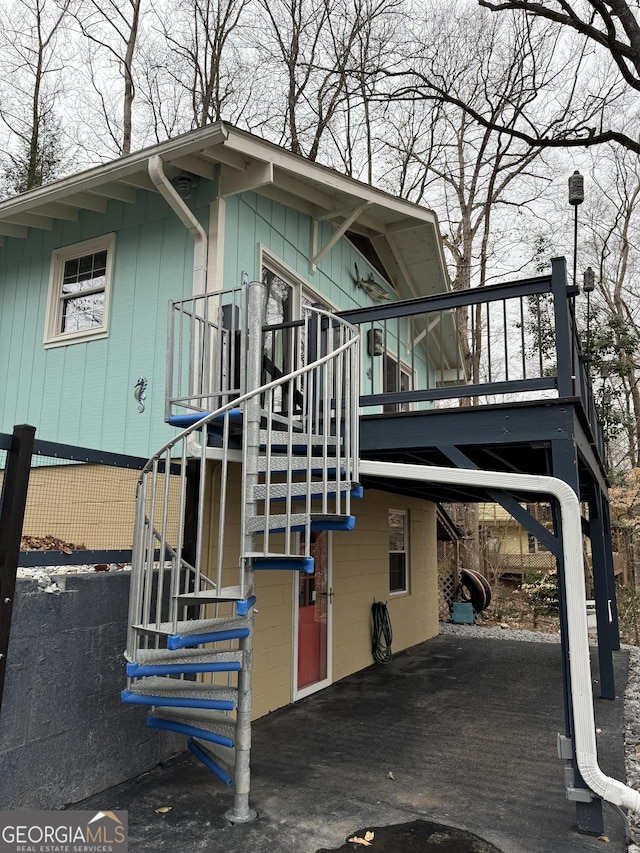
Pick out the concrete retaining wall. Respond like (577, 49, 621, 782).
(0, 572, 181, 809)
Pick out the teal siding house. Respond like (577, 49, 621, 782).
(0, 123, 449, 456)
(0, 123, 456, 819)
(0, 123, 624, 834)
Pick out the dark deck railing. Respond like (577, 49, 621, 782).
(338, 257, 606, 465)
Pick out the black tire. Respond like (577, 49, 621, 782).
(459, 568, 492, 613)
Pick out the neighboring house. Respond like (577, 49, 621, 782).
(0, 122, 620, 831)
(479, 501, 555, 578)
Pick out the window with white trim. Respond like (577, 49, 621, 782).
(389, 509, 409, 593)
(44, 235, 115, 346)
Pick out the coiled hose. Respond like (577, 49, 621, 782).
(371, 601, 393, 664)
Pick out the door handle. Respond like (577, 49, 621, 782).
(320, 589, 334, 602)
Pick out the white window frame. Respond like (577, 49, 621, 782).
(389, 508, 409, 595)
(44, 234, 115, 348)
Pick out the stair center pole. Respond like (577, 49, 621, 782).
(225, 278, 264, 825)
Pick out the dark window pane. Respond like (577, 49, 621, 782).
(61, 293, 105, 333)
(389, 553, 406, 592)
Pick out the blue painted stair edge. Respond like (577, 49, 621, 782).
(167, 627, 250, 651)
(168, 408, 242, 430)
(121, 690, 235, 712)
(253, 556, 315, 573)
(145, 716, 234, 751)
(127, 660, 242, 678)
(188, 738, 233, 787)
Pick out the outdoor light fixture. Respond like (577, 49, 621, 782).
(367, 328, 384, 356)
(568, 170, 584, 206)
(568, 170, 585, 289)
(172, 173, 197, 200)
(583, 266, 595, 293)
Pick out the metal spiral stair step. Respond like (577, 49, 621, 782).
(247, 513, 356, 534)
(188, 737, 235, 786)
(150, 707, 237, 743)
(122, 675, 237, 711)
(251, 555, 315, 573)
(260, 411, 304, 431)
(176, 587, 255, 608)
(253, 481, 362, 501)
(167, 408, 243, 431)
(256, 456, 345, 474)
(132, 615, 250, 650)
(126, 648, 243, 678)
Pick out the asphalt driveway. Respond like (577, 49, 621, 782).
(75, 633, 631, 852)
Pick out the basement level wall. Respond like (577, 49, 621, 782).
(249, 489, 439, 719)
(0, 572, 181, 810)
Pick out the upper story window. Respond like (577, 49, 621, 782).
(44, 234, 115, 347)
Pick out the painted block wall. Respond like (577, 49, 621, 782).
(331, 491, 438, 682)
(249, 489, 439, 720)
(0, 572, 181, 809)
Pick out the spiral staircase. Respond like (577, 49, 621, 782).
(122, 279, 360, 821)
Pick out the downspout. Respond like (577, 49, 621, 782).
(359, 459, 640, 814)
(148, 154, 207, 295)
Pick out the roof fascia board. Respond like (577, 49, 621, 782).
(225, 127, 440, 229)
(0, 123, 229, 219)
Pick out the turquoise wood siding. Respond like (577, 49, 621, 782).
(222, 193, 433, 412)
(223, 193, 384, 312)
(0, 179, 434, 457)
(0, 191, 201, 456)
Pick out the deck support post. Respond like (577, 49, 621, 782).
(586, 479, 619, 699)
(225, 279, 264, 826)
(551, 440, 604, 836)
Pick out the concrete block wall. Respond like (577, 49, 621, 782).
(0, 572, 181, 809)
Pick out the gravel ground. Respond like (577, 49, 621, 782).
(440, 621, 640, 852)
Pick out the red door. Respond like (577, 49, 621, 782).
(297, 531, 329, 690)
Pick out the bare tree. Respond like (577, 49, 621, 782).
(464, 0, 640, 156)
(581, 143, 640, 468)
(379, 3, 558, 389)
(0, 0, 71, 194)
(256, 0, 401, 162)
(70, 0, 143, 155)
(151, 0, 252, 131)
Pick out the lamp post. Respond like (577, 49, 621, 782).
(568, 170, 584, 289)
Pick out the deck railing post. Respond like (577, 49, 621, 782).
(0, 424, 35, 712)
(551, 257, 578, 399)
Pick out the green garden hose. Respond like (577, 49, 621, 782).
(372, 601, 393, 664)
